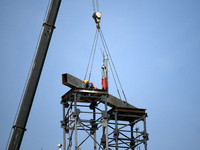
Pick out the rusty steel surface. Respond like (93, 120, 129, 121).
(61, 73, 147, 121)
(62, 73, 85, 88)
(61, 73, 137, 108)
(61, 89, 138, 109)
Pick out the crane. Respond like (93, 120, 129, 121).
(7, 0, 62, 149)
(7, 1, 149, 150)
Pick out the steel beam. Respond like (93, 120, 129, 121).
(62, 73, 137, 109)
(107, 94, 136, 108)
(62, 73, 85, 88)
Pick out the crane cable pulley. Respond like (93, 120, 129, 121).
(92, 0, 102, 29)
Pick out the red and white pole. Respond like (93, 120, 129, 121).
(101, 52, 108, 91)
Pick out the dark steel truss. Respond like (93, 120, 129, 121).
(60, 89, 148, 150)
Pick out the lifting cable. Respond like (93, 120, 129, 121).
(84, 0, 100, 82)
(85, 0, 127, 102)
(88, 30, 99, 81)
(84, 29, 99, 82)
(99, 32, 122, 100)
(84, 29, 98, 80)
(99, 29, 127, 102)
(92, 0, 99, 12)
(101, 48, 122, 100)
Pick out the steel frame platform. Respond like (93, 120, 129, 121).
(60, 73, 148, 150)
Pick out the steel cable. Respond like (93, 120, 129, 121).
(99, 29, 127, 102)
(88, 30, 99, 81)
(92, 0, 96, 12)
(100, 38, 122, 100)
(84, 29, 98, 80)
(96, 0, 99, 11)
(92, 0, 99, 12)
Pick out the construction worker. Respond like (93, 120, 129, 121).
(84, 80, 95, 88)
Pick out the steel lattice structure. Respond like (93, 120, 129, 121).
(60, 73, 148, 150)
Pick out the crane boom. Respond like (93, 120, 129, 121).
(8, 0, 61, 149)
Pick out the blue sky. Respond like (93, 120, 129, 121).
(0, 0, 200, 150)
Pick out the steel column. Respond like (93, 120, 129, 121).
(143, 117, 147, 150)
(114, 111, 118, 150)
(73, 92, 78, 150)
(93, 107, 97, 150)
(130, 124, 134, 150)
(102, 95, 109, 150)
(63, 104, 66, 150)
